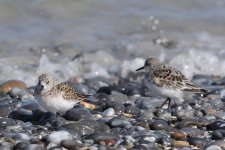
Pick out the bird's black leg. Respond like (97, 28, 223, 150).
(56, 112, 60, 117)
(159, 97, 171, 109)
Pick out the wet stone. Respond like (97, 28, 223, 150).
(14, 142, 30, 150)
(109, 91, 129, 103)
(8, 109, 32, 122)
(150, 119, 169, 131)
(139, 109, 154, 120)
(84, 133, 119, 143)
(187, 137, 208, 148)
(132, 118, 149, 130)
(63, 107, 92, 121)
(124, 104, 141, 118)
(21, 99, 38, 111)
(181, 127, 204, 137)
(209, 120, 225, 130)
(0, 118, 16, 128)
(61, 119, 110, 136)
(108, 116, 131, 128)
(211, 130, 225, 140)
(159, 135, 172, 146)
(38, 112, 56, 124)
(47, 131, 73, 145)
(101, 108, 115, 117)
(60, 140, 82, 150)
(9, 87, 26, 98)
(177, 119, 207, 129)
(106, 101, 125, 115)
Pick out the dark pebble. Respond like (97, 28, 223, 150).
(150, 119, 169, 131)
(159, 135, 172, 146)
(124, 104, 141, 118)
(97, 86, 112, 95)
(61, 119, 110, 136)
(177, 119, 208, 129)
(8, 109, 32, 122)
(187, 137, 209, 148)
(106, 101, 125, 115)
(39, 112, 65, 128)
(84, 133, 119, 143)
(13, 142, 29, 150)
(21, 100, 38, 110)
(212, 130, 224, 140)
(63, 107, 92, 121)
(209, 120, 225, 130)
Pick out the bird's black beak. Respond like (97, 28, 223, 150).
(136, 66, 145, 71)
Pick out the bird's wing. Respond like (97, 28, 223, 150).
(151, 65, 206, 93)
(56, 82, 89, 101)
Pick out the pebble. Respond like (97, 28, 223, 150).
(60, 140, 82, 150)
(14, 142, 30, 150)
(213, 140, 225, 149)
(84, 133, 119, 142)
(181, 127, 204, 137)
(124, 104, 141, 118)
(61, 119, 110, 136)
(0, 105, 14, 117)
(206, 145, 222, 150)
(63, 107, 92, 121)
(0, 80, 26, 94)
(172, 140, 190, 147)
(8, 109, 33, 122)
(0, 118, 16, 128)
(108, 116, 131, 128)
(101, 108, 115, 117)
(210, 120, 225, 130)
(211, 130, 225, 140)
(171, 130, 186, 140)
(150, 119, 169, 130)
(47, 131, 73, 145)
(187, 137, 208, 148)
(106, 101, 125, 115)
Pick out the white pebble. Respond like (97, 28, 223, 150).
(47, 131, 73, 145)
(101, 108, 115, 117)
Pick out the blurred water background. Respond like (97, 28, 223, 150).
(0, 0, 225, 85)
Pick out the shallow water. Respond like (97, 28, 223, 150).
(0, 0, 225, 85)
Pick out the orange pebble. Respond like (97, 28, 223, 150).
(0, 80, 27, 94)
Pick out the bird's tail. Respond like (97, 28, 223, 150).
(184, 83, 207, 93)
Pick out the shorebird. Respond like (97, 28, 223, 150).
(34, 74, 95, 113)
(136, 57, 207, 109)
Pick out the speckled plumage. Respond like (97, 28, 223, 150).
(136, 58, 206, 105)
(34, 74, 88, 112)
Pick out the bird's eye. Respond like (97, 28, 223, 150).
(46, 81, 49, 84)
(40, 85, 44, 90)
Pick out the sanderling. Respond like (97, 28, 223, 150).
(136, 57, 207, 109)
(34, 74, 94, 113)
